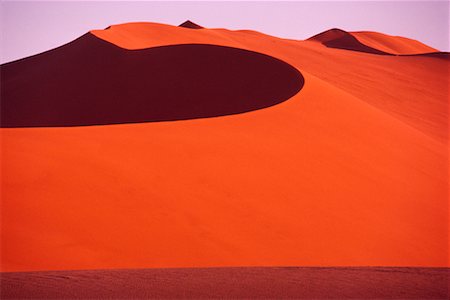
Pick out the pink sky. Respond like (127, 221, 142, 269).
(1, 1, 448, 63)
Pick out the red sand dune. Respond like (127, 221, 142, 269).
(352, 31, 438, 55)
(307, 28, 390, 55)
(1, 267, 448, 299)
(308, 28, 440, 55)
(0, 22, 448, 274)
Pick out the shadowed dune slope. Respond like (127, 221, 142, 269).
(1, 267, 448, 299)
(0, 33, 303, 127)
(1, 22, 448, 272)
(179, 20, 203, 29)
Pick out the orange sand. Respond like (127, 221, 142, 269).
(1, 22, 448, 271)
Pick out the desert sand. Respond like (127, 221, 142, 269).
(1, 22, 448, 275)
(1, 267, 448, 299)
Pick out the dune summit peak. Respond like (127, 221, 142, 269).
(179, 20, 203, 29)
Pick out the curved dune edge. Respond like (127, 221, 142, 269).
(1, 33, 303, 127)
(1, 267, 448, 299)
(1, 22, 448, 272)
(1, 72, 447, 272)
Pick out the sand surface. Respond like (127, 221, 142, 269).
(1, 22, 448, 272)
(1, 267, 448, 299)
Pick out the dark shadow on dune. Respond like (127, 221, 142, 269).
(0, 33, 304, 127)
(403, 52, 450, 60)
(1, 267, 448, 299)
(308, 28, 392, 55)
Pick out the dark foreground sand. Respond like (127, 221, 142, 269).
(1, 267, 448, 299)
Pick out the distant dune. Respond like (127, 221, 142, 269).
(307, 28, 390, 55)
(308, 28, 441, 55)
(351, 31, 438, 55)
(1, 20, 448, 285)
(2, 267, 448, 299)
(179, 20, 203, 29)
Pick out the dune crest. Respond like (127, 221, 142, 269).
(179, 20, 203, 29)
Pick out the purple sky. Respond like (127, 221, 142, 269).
(1, 1, 448, 63)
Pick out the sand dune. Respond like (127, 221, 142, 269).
(308, 28, 441, 56)
(1, 267, 448, 299)
(92, 23, 448, 141)
(352, 31, 438, 55)
(0, 22, 448, 273)
(307, 28, 390, 55)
